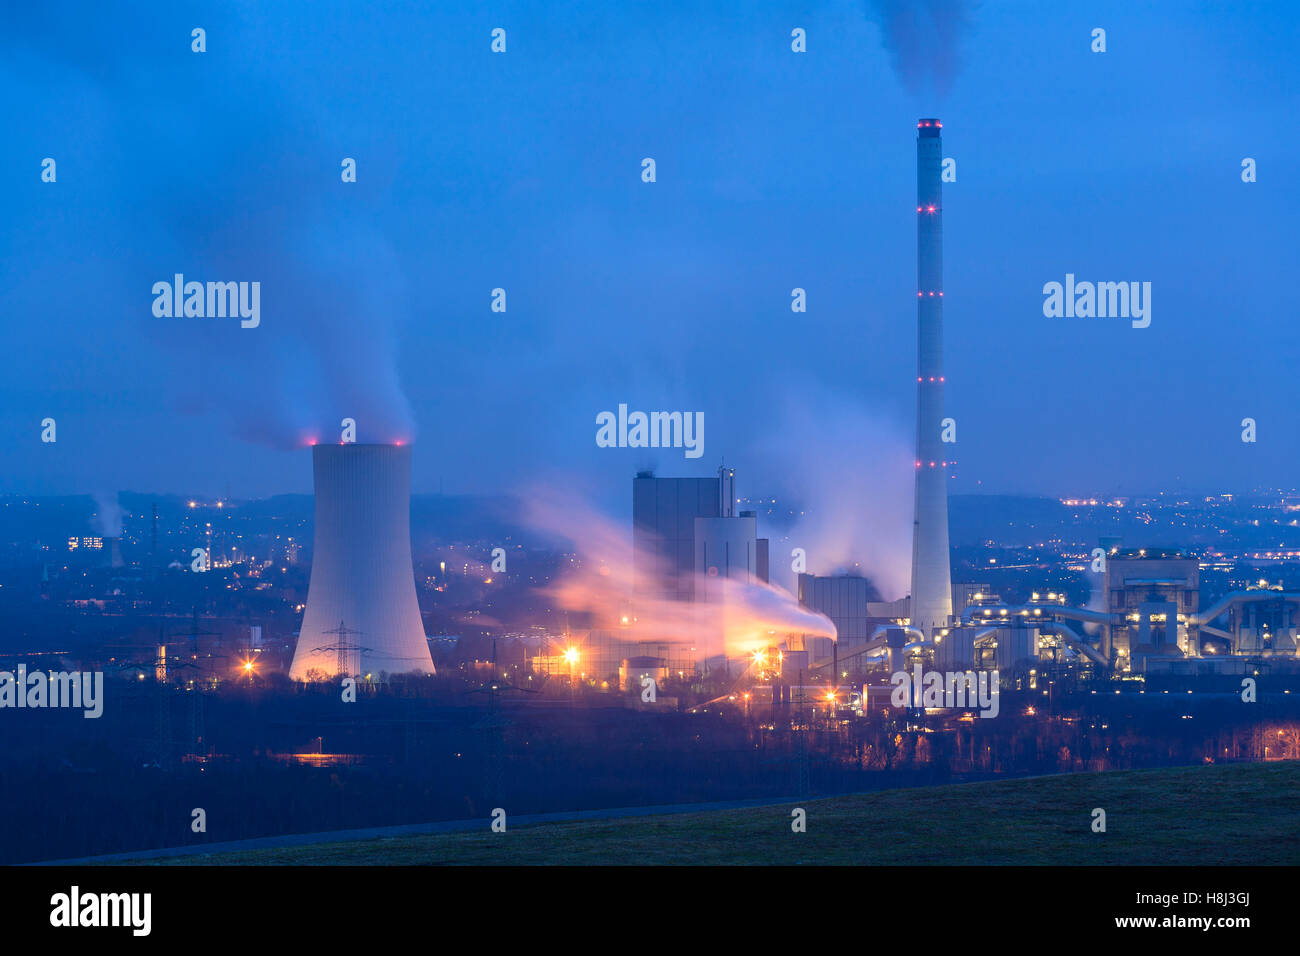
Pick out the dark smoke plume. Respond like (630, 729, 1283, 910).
(867, 0, 974, 97)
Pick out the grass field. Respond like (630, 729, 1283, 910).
(148, 761, 1300, 866)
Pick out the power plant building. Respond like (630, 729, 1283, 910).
(797, 573, 872, 661)
(633, 471, 729, 602)
(634, 467, 770, 601)
(1103, 550, 1198, 669)
(694, 513, 759, 598)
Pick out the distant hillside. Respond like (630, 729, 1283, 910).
(949, 494, 1072, 546)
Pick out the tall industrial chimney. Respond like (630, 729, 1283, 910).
(289, 443, 435, 679)
(910, 118, 953, 637)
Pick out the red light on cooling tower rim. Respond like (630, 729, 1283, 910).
(915, 461, 922, 468)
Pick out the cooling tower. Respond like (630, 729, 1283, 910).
(910, 118, 954, 637)
(289, 443, 435, 679)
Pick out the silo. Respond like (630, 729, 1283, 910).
(693, 514, 758, 598)
(289, 443, 435, 679)
(693, 513, 758, 663)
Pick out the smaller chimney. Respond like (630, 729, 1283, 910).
(718, 466, 736, 517)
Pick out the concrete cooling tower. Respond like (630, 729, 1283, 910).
(289, 443, 435, 680)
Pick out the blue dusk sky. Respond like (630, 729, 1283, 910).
(2, 1, 1297, 511)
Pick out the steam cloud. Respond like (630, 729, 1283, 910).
(748, 389, 914, 601)
(523, 484, 836, 659)
(866, 0, 974, 97)
(92, 492, 123, 537)
(10, 6, 415, 449)
(151, 107, 416, 448)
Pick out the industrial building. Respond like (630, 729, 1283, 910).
(1102, 550, 1200, 666)
(632, 465, 769, 598)
(633, 466, 752, 601)
(629, 466, 771, 665)
(934, 548, 1300, 679)
(797, 573, 873, 663)
(770, 123, 1296, 684)
(606, 121, 1300, 694)
(794, 573, 908, 663)
(694, 512, 760, 600)
(289, 443, 435, 680)
(632, 469, 729, 602)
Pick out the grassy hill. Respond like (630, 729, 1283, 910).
(147, 761, 1299, 866)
